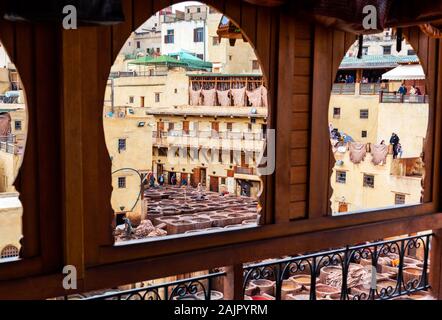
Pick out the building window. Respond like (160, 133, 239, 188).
(164, 29, 174, 44)
(14, 120, 22, 131)
(168, 122, 175, 131)
(408, 49, 416, 56)
(118, 138, 126, 152)
(333, 107, 341, 118)
(155, 93, 160, 102)
(118, 177, 126, 189)
(362, 46, 368, 55)
(129, 96, 134, 103)
(194, 27, 204, 42)
(360, 109, 369, 119)
(0, 245, 19, 259)
(136, 41, 140, 49)
(252, 60, 260, 70)
(361, 130, 367, 138)
(229, 55, 232, 61)
(336, 171, 347, 184)
(363, 174, 375, 188)
(383, 45, 392, 55)
(221, 177, 226, 184)
(212, 37, 220, 46)
(196, 54, 204, 60)
(159, 147, 168, 157)
(395, 193, 406, 205)
(197, 7, 201, 13)
(226, 122, 233, 132)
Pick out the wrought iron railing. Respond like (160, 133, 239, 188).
(62, 234, 432, 301)
(243, 233, 432, 300)
(69, 271, 226, 300)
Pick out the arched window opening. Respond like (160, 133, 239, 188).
(104, 2, 269, 243)
(0, 41, 26, 262)
(329, 30, 428, 215)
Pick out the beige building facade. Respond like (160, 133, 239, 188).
(329, 82, 429, 215)
(104, 69, 267, 224)
(0, 49, 26, 260)
(104, 115, 153, 221)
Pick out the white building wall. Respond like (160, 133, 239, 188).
(161, 20, 208, 59)
(0, 45, 10, 68)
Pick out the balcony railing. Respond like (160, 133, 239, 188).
(359, 83, 382, 95)
(63, 234, 432, 300)
(109, 70, 168, 79)
(152, 130, 266, 141)
(332, 83, 356, 95)
(235, 167, 255, 175)
(380, 91, 429, 104)
(0, 135, 18, 154)
(66, 271, 226, 300)
(243, 233, 431, 300)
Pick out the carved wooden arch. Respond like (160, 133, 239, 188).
(104, 0, 276, 228)
(75, 0, 279, 269)
(0, 18, 63, 280)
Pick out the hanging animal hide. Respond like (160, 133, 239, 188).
(3, 0, 124, 25)
(217, 90, 231, 107)
(261, 85, 268, 108)
(231, 87, 246, 107)
(371, 144, 389, 165)
(349, 142, 367, 164)
(189, 87, 202, 106)
(0, 113, 11, 137)
(246, 86, 263, 108)
(202, 89, 217, 106)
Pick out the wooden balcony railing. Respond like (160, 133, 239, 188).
(332, 83, 356, 95)
(359, 83, 382, 95)
(379, 92, 429, 104)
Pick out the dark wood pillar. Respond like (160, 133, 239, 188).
(223, 264, 244, 300)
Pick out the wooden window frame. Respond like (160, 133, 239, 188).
(0, 17, 63, 283)
(69, 0, 281, 269)
(2, 1, 442, 300)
